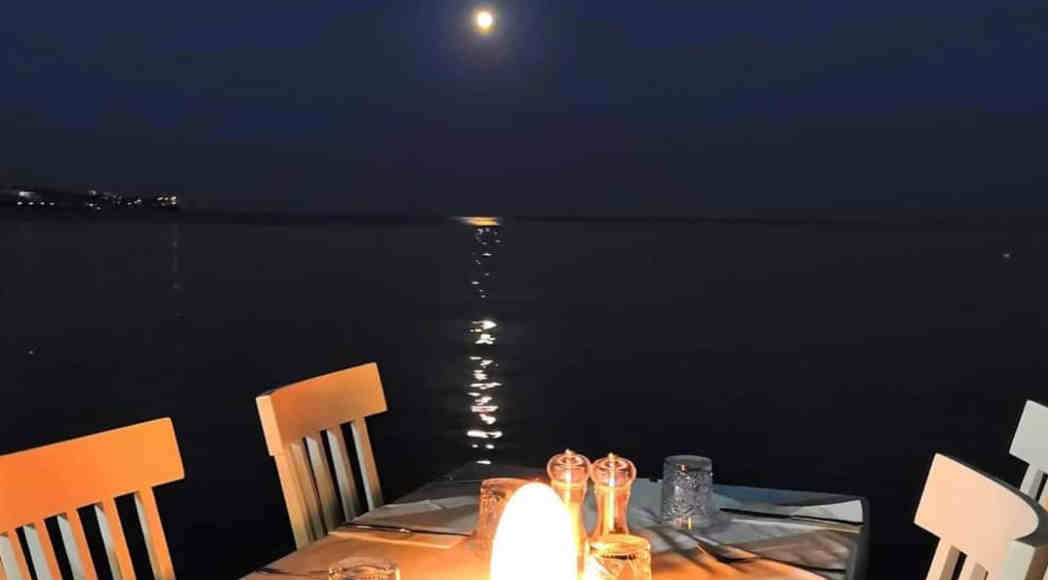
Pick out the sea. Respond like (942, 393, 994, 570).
(3, 213, 1047, 578)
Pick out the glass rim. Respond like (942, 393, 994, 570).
(663, 455, 712, 471)
(480, 477, 531, 488)
(328, 555, 399, 575)
(589, 533, 652, 556)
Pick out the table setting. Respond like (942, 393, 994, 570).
(244, 452, 868, 580)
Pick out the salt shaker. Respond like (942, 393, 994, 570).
(590, 453, 636, 538)
(548, 449, 592, 576)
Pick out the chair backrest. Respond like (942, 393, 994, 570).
(1010, 400, 1048, 504)
(915, 454, 1048, 580)
(256, 362, 388, 548)
(0, 418, 184, 580)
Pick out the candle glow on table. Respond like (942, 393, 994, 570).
(490, 483, 577, 580)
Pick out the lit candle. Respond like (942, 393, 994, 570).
(490, 483, 576, 580)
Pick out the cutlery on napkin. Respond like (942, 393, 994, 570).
(331, 496, 476, 549)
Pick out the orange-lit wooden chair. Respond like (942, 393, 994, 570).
(256, 362, 388, 548)
(915, 454, 1048, 580)
(1010, 400, 1048, 505)
(0, 418, 184, 580)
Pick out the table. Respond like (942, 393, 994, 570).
(242, 463, 869, 580)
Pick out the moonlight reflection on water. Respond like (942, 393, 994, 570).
(465, 222, 503, 462)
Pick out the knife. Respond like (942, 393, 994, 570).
(338, 522, 471, 537)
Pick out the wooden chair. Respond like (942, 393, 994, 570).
(256, 362, 388, 548)
(0, 418, 184, 580)
(1010, 400, 1048, 504)
(915, 454, 1048, 580)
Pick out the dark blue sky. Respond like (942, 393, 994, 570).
(3, 0, 1047, 212)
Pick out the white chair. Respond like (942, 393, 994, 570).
(0, 418, 184, 580)
(915, 454, 1048, 580)
(256, 362, 388, 548)
(1010, 400, 1048, 504)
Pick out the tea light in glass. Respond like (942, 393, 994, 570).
(474, 478, 530, 550)
(584, 534, 651, 580)
(328, 556, 400, 580)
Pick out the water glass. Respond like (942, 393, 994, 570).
(328, 556, 399, 580)
(584, 534, 651, 580)
(473, 477, 530, 545)
(660, 455, 714, 528)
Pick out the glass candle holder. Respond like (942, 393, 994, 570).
(328, 556, 400, 580)
(590, 453, 636, 538)
(584, 534, 651, 580)
(548, 449, 592, 576)
(660, 455, 714, 529)
(474, 477, 530, 548)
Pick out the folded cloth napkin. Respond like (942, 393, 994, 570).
(602, 479, 860, 573)
(351, 496, 478, 535)
(715, 484, 863, 523)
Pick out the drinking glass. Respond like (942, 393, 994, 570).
(328, 556, 400, 580)
(473, 477, 530, 546)
(660, 455, 714, 529)
(584, 534, 651, 580)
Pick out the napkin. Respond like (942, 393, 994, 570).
(585, 479, 860, 572)
(350, 496, 478, 535)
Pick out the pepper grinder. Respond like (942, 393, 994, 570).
(547, 449, 592, 577)
(590, 453, 637, 538)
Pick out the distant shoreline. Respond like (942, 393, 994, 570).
(3, 207, 1048, 231)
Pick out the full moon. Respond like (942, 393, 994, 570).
(475, 10, 494, 32)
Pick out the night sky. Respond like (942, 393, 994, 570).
(3, 0, 1047, 213)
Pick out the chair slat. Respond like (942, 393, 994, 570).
(95, 499, 136, 580)
(350, 419, 384, 509)
(1019, 466, 1046, 502)
(24, 521, 61, 580)
(58, 510, 98, 580)
(273, 454, 313, 548)
(926, 541, 960, 580)
(325, 427, 362, 520)
(959, 557, 987, 580)
(305, 432, 340, 531)
(289, 442, 325, 540)
(0, 530, 32, 580)
(134, 488, 175, 580)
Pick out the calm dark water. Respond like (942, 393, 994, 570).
(2, 216, 1047, 578)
